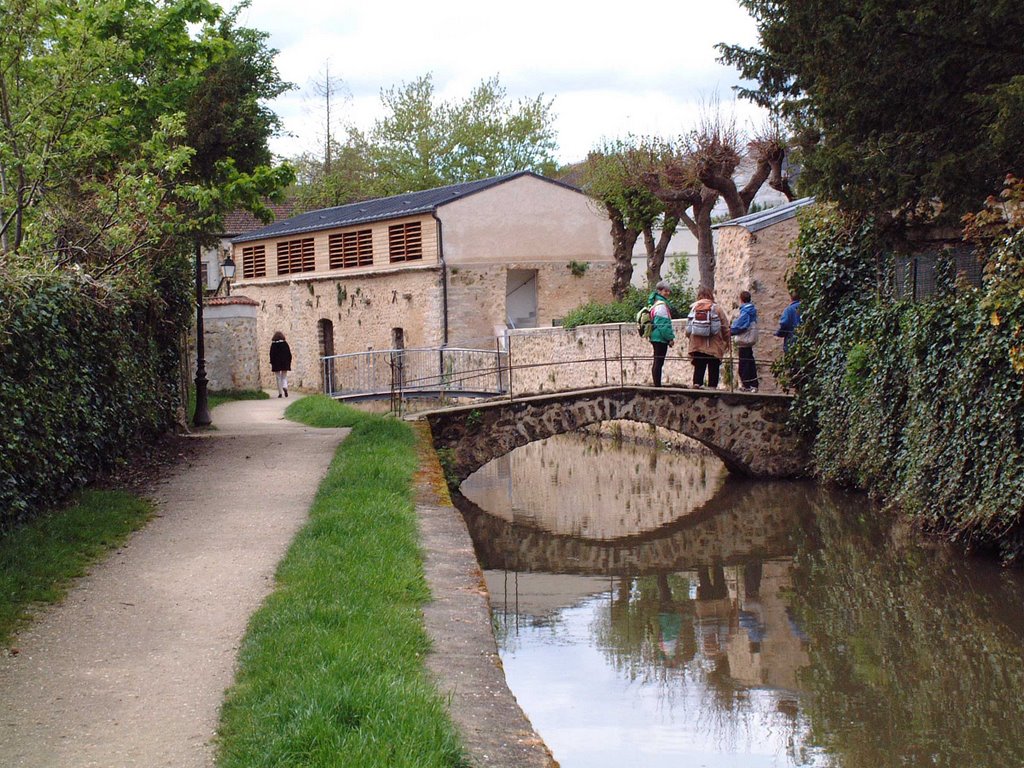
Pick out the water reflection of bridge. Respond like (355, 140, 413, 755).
(455, 479, 819, 575)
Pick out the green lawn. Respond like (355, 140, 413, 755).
(215, 395, 468, 767)
(0, 490, 153, 647)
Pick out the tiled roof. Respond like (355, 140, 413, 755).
(206, 295, 258, 306)
(231, 171, 577, 244)
(712, 196, 816, 233)
(222, 201, 296, 237)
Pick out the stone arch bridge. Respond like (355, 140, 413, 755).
(421, 386, 809, 484)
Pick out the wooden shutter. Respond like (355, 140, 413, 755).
(388, 222, 423, 263)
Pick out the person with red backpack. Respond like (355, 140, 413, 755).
(685, 285, 731, 389)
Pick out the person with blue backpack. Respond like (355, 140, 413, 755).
(647, 280, 675, 387)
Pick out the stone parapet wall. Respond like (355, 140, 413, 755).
(201, 299, 260, 391)
(505, 322, 781, 395)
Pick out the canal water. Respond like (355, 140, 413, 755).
(454, 426, 1024, 768)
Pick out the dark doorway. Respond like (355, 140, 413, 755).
(318, 319, 335, 393)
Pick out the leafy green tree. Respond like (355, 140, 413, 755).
(369, 73, 557, 195)
(0, 0, 292, 270)
(718, 0, 1024, 223)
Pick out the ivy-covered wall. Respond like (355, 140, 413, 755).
(0, 264, 190, 528)
(785, 203, 1024, 563)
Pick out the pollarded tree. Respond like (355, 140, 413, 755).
(576, 138, 678, 299)
(717, 0, 1024, 223)
(636, 116, 792, 292)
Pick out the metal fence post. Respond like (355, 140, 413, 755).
(602, 328, 609, 385)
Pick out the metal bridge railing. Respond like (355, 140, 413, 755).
(322, 336, 783, 414)
(322, 346, 509, 400)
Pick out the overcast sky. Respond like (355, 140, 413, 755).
(227, 0, 768, 165)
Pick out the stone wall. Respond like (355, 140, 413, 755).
(202, 297, 260, 391)
(503, 322, 781, 395)
(232, 266, 445, 392)
(714, 218, 801, 365)
(447, 262, 615, 347)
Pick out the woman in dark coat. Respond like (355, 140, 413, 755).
(269, 331, 292, 398)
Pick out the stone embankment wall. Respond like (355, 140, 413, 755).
(504, 322, 781, 396)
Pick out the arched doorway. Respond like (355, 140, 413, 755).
(318, 319, 335, 394)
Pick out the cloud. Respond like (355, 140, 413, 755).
(229, 0, 768, 164)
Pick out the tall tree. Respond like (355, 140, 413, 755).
(577, 138, 671, 299)
(636, 117, 791, 292)
(369, 73, 557, 195)
(718, 0, 1024, 222)
(0, 0, 292, 270)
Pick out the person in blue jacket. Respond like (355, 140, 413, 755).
(775, 291, 801, 352)
(730, 290, 759, 391)
(648, 280, 675, 387)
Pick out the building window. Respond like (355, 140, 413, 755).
(241, 244, 266, 279)
(388, 221, 423, 263)
(329, 229, 373, 269)
(277, 238, 315, 275)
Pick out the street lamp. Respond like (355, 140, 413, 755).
(192, 237, 212, 427)
(220, 252, 236, 296)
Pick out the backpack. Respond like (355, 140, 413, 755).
(635, 304, 654, 339)
(687, 300, 722, 337)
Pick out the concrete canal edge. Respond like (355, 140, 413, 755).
(411, 422, 557, 768)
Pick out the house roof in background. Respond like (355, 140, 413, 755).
(231, 171, 579, 244)
(713, 196, 816, 233)
(222, 201, 296, 236)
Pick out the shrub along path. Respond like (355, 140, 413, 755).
(0, 396, 347, 767)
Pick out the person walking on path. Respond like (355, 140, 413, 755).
(685, 285, 731, 389)
(648, 280, 676, 387)
(775, 291, 802, 352)
(270, 331, 292, 398)
(730, 290, 759, 391)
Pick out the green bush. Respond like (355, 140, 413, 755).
(784, 204, 1024, 562)
(0, 264, 190, 529)
(561, 282, 694, 330)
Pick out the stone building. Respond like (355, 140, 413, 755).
(229, 171, 614, 392)
(713, 197, 815, 364)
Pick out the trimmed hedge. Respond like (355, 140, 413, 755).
(784, 204, 1024, 562)
(0, 263, 190, 529)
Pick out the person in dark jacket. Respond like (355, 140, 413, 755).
(730, 290, 759, 391)
(269, 331, 292, 398)
(648, 280, 676, 387)
(775, 291, 801, 352)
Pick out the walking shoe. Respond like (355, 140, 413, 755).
(278, 393, 282, 398)
(284, 388, 289, 397)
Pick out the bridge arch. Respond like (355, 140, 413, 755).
(421, 386, 808, 485)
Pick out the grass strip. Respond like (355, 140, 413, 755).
(0, 490, 152, 647)
(216, 395, 468, 768)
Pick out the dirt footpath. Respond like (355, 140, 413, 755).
(0, 397, 347, 768)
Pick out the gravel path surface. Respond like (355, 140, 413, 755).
(0, 396, 347, 768)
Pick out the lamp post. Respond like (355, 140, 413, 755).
(192, 236, 212, 427)
(220, 252, 236, 296)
